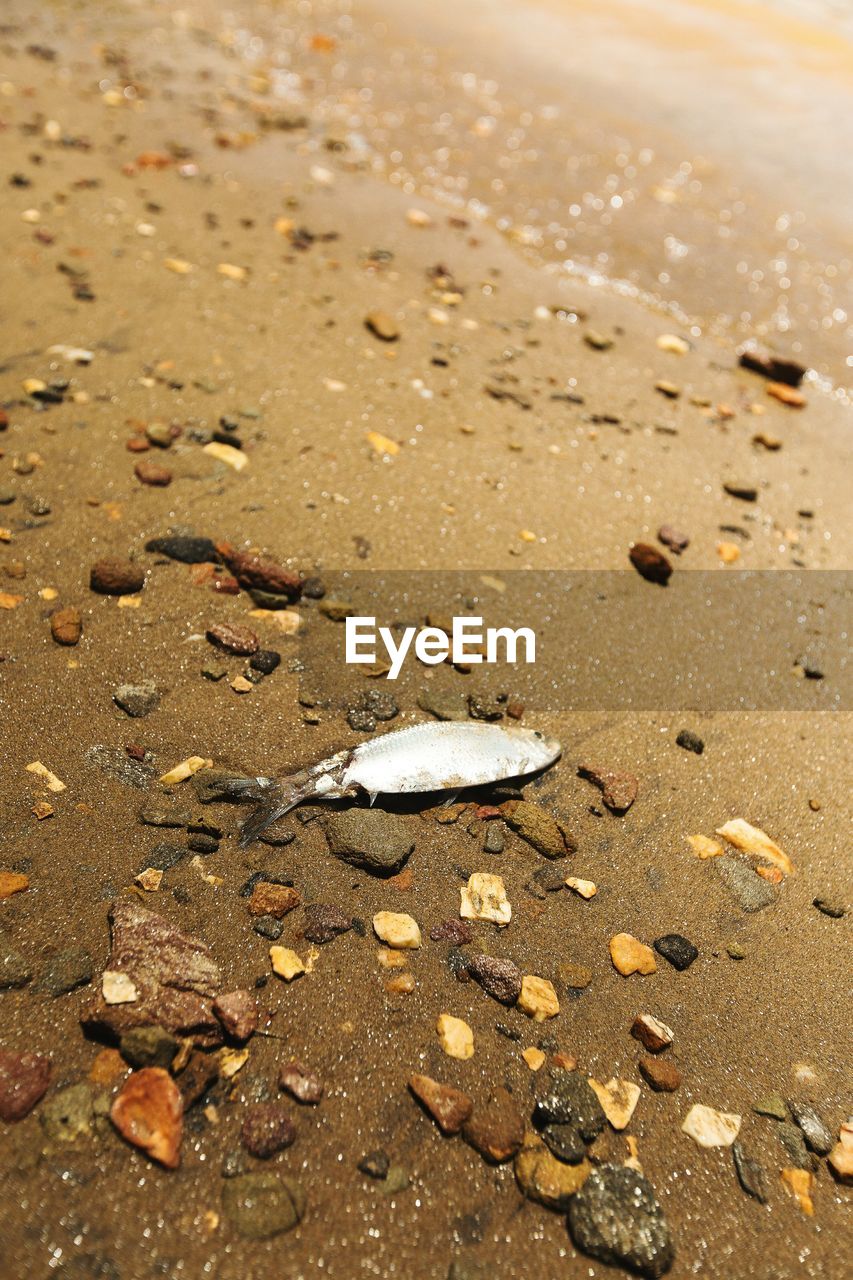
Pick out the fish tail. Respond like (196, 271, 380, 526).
(238, 774, 316, 848)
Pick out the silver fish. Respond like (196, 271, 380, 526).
(237, 721, 561, 847)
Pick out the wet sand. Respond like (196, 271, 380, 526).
(0, 2, 850, 1278)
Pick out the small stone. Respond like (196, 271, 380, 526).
(657, 525, 689, 554)
(753, 1094, 787, 1120)
(213, 991, 258, 1042)
(90, 558, 145, 596)
(119, 1026, 178, 1070)
(568, 1164, 673, 1278)
(522, 1047, 547, 1072)
(409, 1074, 472, 1134)
(110, 1067, 183, 1167)
(515, 1133, 591, 1208)
(114, 680, 161, 718)
(828, 1119, 853, 1182)
(787, 1100, 833, 1155)
(653, 934, 698, 971)
(726, 942, 746, 960)
(460, 872, 511, 925)
(372, 911, 421, 949)
(254, 916, 283, 941)
(386, 973, 415, 995)
(655, 379, 680, 398)
(39, 1083, 97, 1143)
(629, 543, 672, 585)
(723, 480, 758, 502)
(584, 330, 612, 350)
(610, 934, 656, 976)
(781, 1166, 815, 1214)
(135, 867, 164, 891)
(517, 975, 560, 1021)
(0, 871, 29, 900)
(577, 763, 638, 814)
(430, 920, 474, 945)
(103, 970, 140, 1008)
(50, 605, 82, 646)
(0, 1048, 51, 1120)
(134, 459, 172, 486)
(279, 1061, 324, 1104)
(40, 947, 94, 996)
(565, 877, 597, 899)
(559, 962, 593, 990)
(462, 1087, 524, 1163)
(813, 897, 846, 918)
(715, 857, 778, 912)
(323, 810, 414, 873)
(250, 649, 281, 675)
(638, 1056, 682, 1092)
(588, 1078, 640, 1131)
(500, 800, 575, 857)
(358, 1149, 390, 1179)
(241, 1103, 296, 1158)
(631, 1014, 674, 1053)
(270, 947, 305, 981)
(467, 954, 522, 1005)
(436, 1013, 474, 1060)
(174, 1051, 218, 1109)
(533, 1074, 606, 1141)
(221, 1172, 305, 1239)
(417, 688, 469, 721)
(682, 1103, 741, 1147)
(732, 1141, 769, 1203)
(738, 350, 805, 385)
(675, 729, 704, 755)
(145, 535, 219, 563)
(483, 824, 505, 854)
(365, 310, 400, 341)
(302, 903, 353, 944)
(206, 623, 259, 656)
(248, 883, 300, 919)
(541, 1120, 587, 1163)
(0, 950, 31, 990)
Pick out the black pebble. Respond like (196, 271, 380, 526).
(251, 649, 281, 675)
(676, 729, 704, 754)
(654, 934, 698, 970)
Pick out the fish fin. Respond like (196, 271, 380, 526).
(215, 775, 277, 801)
(238, 775, 316, 848)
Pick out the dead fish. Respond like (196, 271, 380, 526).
(236, 722, 561, 847)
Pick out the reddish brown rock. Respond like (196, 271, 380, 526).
(247, 883, 301, 919)
(216, 546, 302, 602)
(302, 903, 352, 944)
(578, 763, 638, 814)
(279, 1061, 324, 1105)
(467, 953, 523, 1005)
(50, 605, 82, 646)
(81, 899, 222, 1046)
(463, 1087, 525, 1163)
(629, 543, 672, 585)
(134, 460, 172, 487)
(90, 558, 145, 596)
(631, 1013, 674, 1053)
(110, 1067, 183, 1167)
(241, 1103, 297, 1158)
(213, 990, 259, 1042)
(0, 1048, 51, 1121)
(409, 1074, 473, 1134)
(638, 1055, 682, 1092)
(206, 623, 259, 655)
(175, 1051, 219, 1108)
(429, 919, 474, 945)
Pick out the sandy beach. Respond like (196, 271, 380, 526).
(0, 1, 850, 1277)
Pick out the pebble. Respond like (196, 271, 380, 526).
(40, 947, 94, 996)
(221, 1172, 306, 1238)
(577, 762, 639, 814)
(739, 350, 805, 385)
(323, 810, 414, 873)
(365, 310, 400, 341)
(715, 818, 794, 876)
(139, 799, 189, 828)
(279, 1061, 324, 1104)
(517, 975, 560, 1021)
(218, 548, 302, 604)
(417, 688, 469, 721)
(302, 903, 353, 945)
(110, 1067, 183, 1167)
(241, 1103, 296, 1158)
(113, 680, 161, 718)
(250, 649, 281, 675)
(436, 1013, 474, 1060)
(0, 872, 29, 900)
(675, 729, 704, 755)
(522, 1047, 547, 1072)
(206, 623, 259, 655)
(514, 1133, 592, 1208)
(0, 1048, 51, 1121)
(358, 1149, 390, 1179)
(753, 1094, 787, 1120)
(559, 962, 593, 990)
(533, 1073, 606, 1141)
(638, 1056, 682, 1092)
(565, 876, 597, 899)
(588, 1077, 641, 1130)
(500, 800, 575, 858)
(213, 991, 258, 1042)
(119, 1025, 178, 1070)
(373, 911, 421, 949)
(787, 1100, 833, 1155)
(145, 535, 219, 564)
(134, 459, 172, 486)
(813, 896, 846, 918)
(584, 330, 613, 350)
(715, 857, 778, 913)
(50, 605, 82, 646)
(483, 824, 505, 854)
(467, 954, 523, 1005)
(143, 841, 186, 872)
(270, 946, 305, 981)
(255, 916, 284, 941)
(409, 1073, 473, 1134)
(657, 524, 689, 554)
(89, 558, 145, 596)
(732, 1141, 769, 1203)
(778, 1121, 813, 1169)
(767, 382, 806, 407)
(568, 1164, 674, 1278)
(781, 1166, 815, 1214)
(828, 1119, 853, 1182)
(248, 883, 300, 919)
(430, 920, 473, 945)
(653, 934, 698, 971)
(462, 1087, 524, 1163)
(460, 872, 512, 925)
(541, 1122, 587, 1163)
(629, 543, 673, 585)
(681, 1103, 741, 1147)
(723, 480, 758, 502)
(39, 1083, 100, 1143)
(610, 934, 657, 976)
(0, 950, 31, 989)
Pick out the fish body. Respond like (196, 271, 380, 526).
(238, 722, 560, 847)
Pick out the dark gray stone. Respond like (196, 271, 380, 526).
(323, 810, 414, 873)
(533, 1074, 605, 1142)
(113, 680, 161, 718)
(221, 1172, 305, 1239)
(653, 934, 698, 971)
(675, 729, 704, 755)
(787, 1100, 834, 1155)
(541, 1123, 587, 1164)
(39, 948, 93, 996)
(119, 1025, 179, 1069)
(777, 1121, 813, 1169)
(715, 857, 778, 912)
(732, 1141, 769, 1204)
(0, 949, 32, 990)
(568, 1165, 674, 1278)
